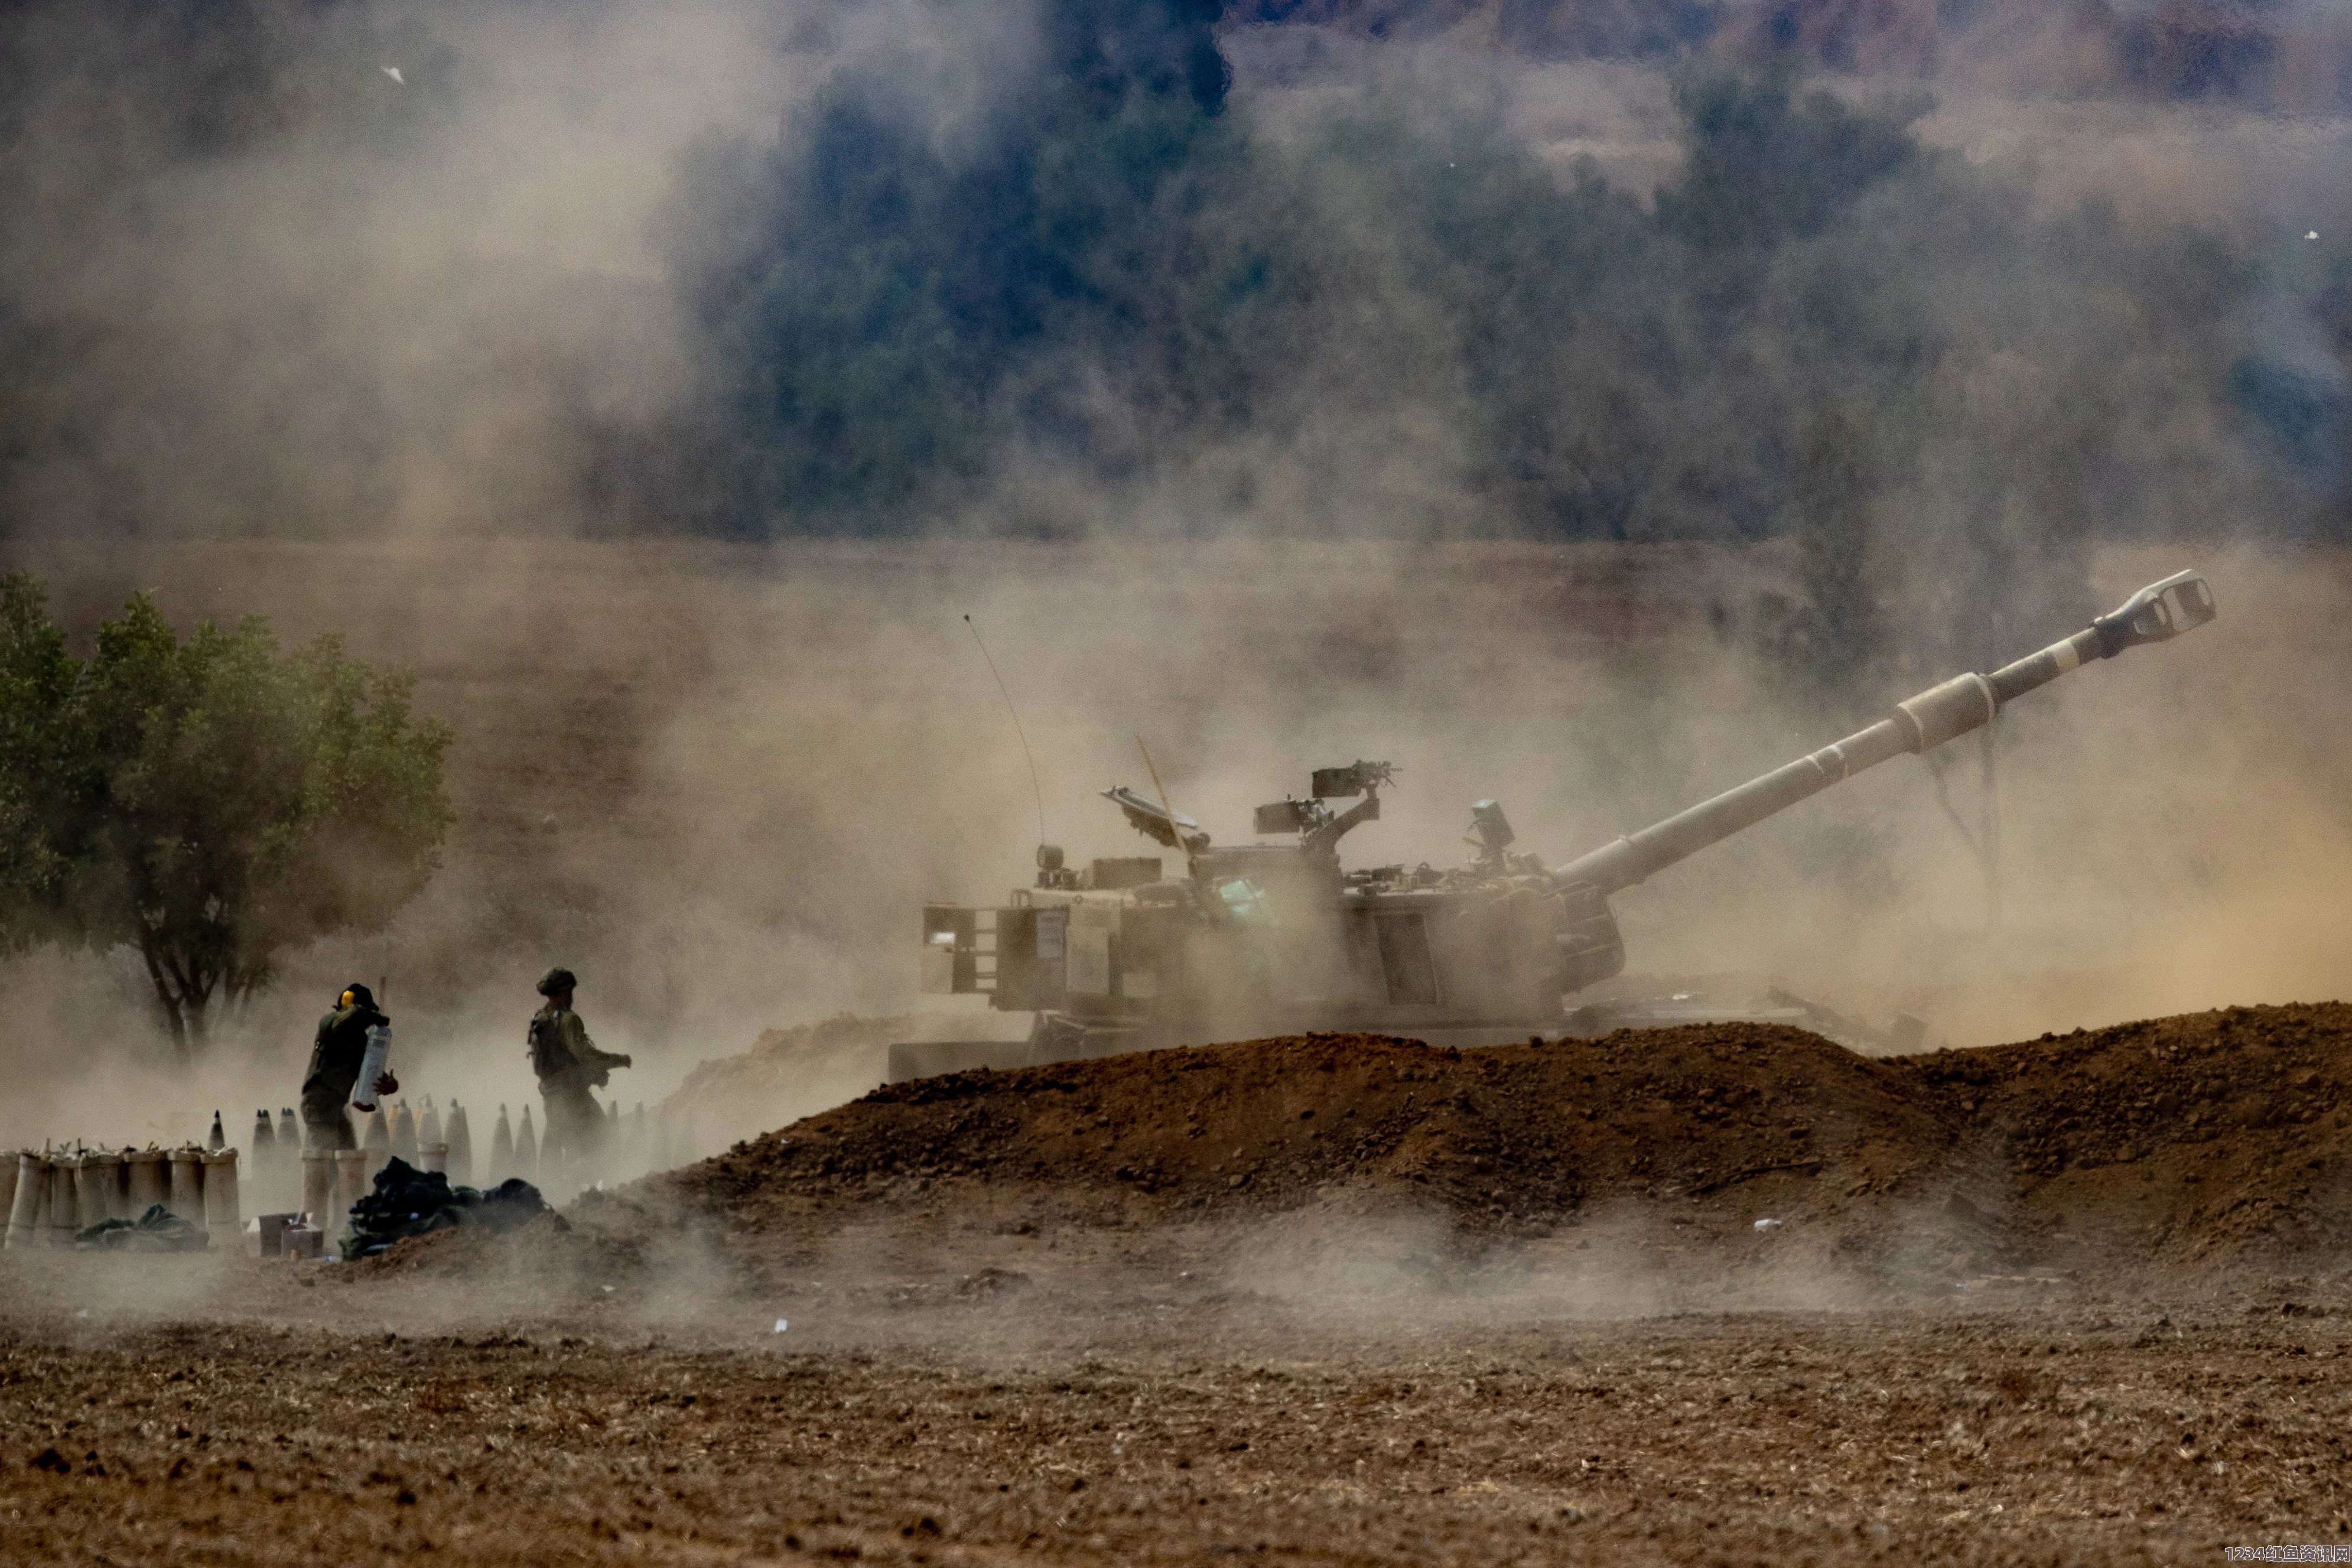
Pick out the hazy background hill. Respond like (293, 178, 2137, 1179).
(0, 0, 2344, 587)
(1245, 0, 2352, 107)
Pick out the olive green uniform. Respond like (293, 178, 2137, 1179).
(530, 1004, 627, 1167)
(300, 1001, 389, 1150)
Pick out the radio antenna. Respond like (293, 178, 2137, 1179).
(965, 614, 1047, 844)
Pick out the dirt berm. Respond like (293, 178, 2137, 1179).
(652, 1002, 2352, 1280)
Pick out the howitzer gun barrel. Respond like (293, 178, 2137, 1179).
(1552, 570, 2217, 897)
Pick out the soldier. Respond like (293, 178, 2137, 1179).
(528, 967, 631, 1175)
(300, 983, 400, 1151)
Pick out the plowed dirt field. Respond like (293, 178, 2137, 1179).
(8, 1006, 2352, 1565)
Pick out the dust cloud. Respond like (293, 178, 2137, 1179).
(0, 531, 2346, 1162)
(0, 0, 820, 538)
(0, 4, 2347, 1170)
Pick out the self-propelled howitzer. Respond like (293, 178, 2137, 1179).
(898, 571, 2217, 1081)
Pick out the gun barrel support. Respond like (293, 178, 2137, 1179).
(1553, 570, 2217, 897)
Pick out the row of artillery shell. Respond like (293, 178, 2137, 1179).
(0, 1145, 240, 1250)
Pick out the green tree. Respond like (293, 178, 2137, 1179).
(1653, 73, 1920, 261)
(677, 0, 1264, 531)
(0, 574, 453, 1056)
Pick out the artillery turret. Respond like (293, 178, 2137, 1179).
(897, 570, 2217, 1081)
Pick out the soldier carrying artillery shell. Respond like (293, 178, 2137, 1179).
(300, 982, 400, 1151)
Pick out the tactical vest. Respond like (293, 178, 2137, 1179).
(527, 1010, 567, 1079)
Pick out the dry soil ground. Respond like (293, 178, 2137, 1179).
(12, 1007, 2352, 1564)
(8, 1277, 2352, 1567)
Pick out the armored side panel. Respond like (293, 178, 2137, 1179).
(1079, 857, 1162, 890)
(993, 907, 1063, 1010)
(1066, 903, 1116, 999)
(1116, 903, 1186, 1002)
(920, 906, 978, 995)
(1368, 907, 1437, 1004)
(923, 902, 1089, 1013)
(1421, 887, 1587, 1018)
(1339, 883, 1623, 1014)
(1555, 882, 1626, 993)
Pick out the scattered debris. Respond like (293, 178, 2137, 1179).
(74, 1203, 209, 1253)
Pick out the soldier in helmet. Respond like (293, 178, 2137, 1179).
(528, 967, 631, 1176)
(300, 983, 400, 1151)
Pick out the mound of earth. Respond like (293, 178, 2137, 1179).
(658, 1011, 1017, 1159)
(1911, 1001, 2352, 1257)
(345, 1211, 639, 1287)
(646, 1002, 2352, 1277)
(666, 1024, 1956, 1235)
